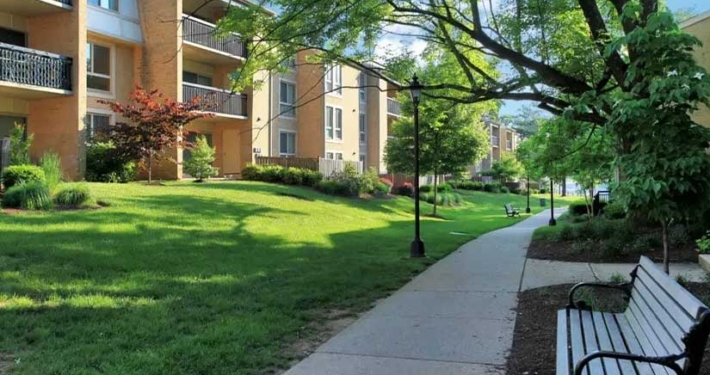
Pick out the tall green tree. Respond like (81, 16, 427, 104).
(501, 106, 545, 137)
(487, 152, 524, 183)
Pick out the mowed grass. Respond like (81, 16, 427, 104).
(1, 182, 551, 375)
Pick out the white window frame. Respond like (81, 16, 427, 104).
(325, 105, 343, 142)
(326, 151, 343, 160)
(89, 0, 119, 13)
(325, 64, 342, 96)
(87, 41, 115, 98)
(359, 154, 366, 166)
(326, 152, 334, 160)
(86, 110, 114, 139)
(279, 131, 297, 156)
(359, 113, 366, 144)
(279, 79, 297, 119)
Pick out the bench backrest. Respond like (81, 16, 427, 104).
(626, 257, 710, 374)
(504, 203, 513, 213)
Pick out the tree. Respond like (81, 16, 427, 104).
(501, 106, 545, 138)
(99, 87, 212, 184)
(9, 123, 32, 165)
(183, 135, 218, 182)
(487, 152, 523, 183)
(385, 104, 489, 216)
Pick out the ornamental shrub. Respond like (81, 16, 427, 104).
(696, 231, 710, 254)
(183, 135, 218, 182)
(54, 183, 93, 207)
(500, 186, 510, 194)
(2, 165, 45, 190)
(2, 181, 52, 210)
(283, 168, 305, 185)
(302, 170, 323, 187)
(483, 183, 500, 193)
(603, 202, 626, 219)
(396, 183, 414, 196)
(315, 180, 338, 195)
(375, 181, 391, 195)
(261, 165, 285, 183)
(85, 141, 136, 183)
(40, 152, 63, 193)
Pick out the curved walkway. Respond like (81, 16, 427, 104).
(284, 209, 564, 375)
(283, 209, 706, 375)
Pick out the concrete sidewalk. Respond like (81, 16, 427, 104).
(284, 209, 565, 375)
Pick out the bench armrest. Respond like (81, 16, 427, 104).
(574, 351, 685, 375)
(568, 282, 632, 308)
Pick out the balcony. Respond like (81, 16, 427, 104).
(183, 82, 248, 118)
(182, 15, 247, 65)
(0, 0, 72, 16)
(491, 135, 499, 147)
(387, 98, 401, 116)
(0, 43, 72, 99)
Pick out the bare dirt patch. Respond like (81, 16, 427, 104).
(0, 353, 14, 375)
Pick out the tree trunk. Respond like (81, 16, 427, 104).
(662, 220, 670, 274)
(562, 176, 567, 196)
(148, 155, 153, 185)
(433, 172, 438, 217)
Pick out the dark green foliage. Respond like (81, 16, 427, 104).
(419, 192, 462, 207)
(500, 186, 510, 194)
(374, 181, 391, 195)
(9, 123, 32, 165)
(86, 141, 137, 183)
(183, 135, 218, 181)
(242, 164, 323, 188)
(40, 152, 63, 192)
(569, 202, 591, 216)
(483, 183, 501, 193)
(539, 188, 547, 194)
(2, 165, 45, 190)
(668, 225, 691, 247)
(557, 225, 578, 242)
(54, 183, 93, 207)
(601, 237, 625, 258)
(315, 180, 338, 195)
(420, 183, 452, 193)
(396, 183, 413, 196)
(2, 181, 52, 210)
(603, 202, 626, 219)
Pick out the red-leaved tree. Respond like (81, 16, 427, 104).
(99, 86, 213, 184)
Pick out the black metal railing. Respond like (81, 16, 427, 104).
(55, 0, 73, 5)
(182, 15, 248, 58)
(183, 83, 248, 117)
(387, 97, 401, 116)
(0, 43, 72, 91)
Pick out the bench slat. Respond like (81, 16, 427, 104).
(635, 267, 695, 334)
(581, 310, 605, 375)
(624, 303, 671, 375)
(616, 314, 657, 375)
(602, 313, 638, 375)
(592, 311, 622, 375)
(632, 276, 685, 352)
(558, 309, 571, 375)
(570, 309, 590, 375)
(639, 257, 708, 319)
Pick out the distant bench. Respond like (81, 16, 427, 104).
(557, 256, 710, 375)
(504, 203, 520, 217)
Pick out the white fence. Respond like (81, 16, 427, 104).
(319, 158, 364, 178)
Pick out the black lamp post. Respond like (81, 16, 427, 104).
(525, 175, 531, 214)
(549, 178, 557, 226)
(410, 74, 425, 258)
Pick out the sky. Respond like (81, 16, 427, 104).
(498, 0, 710, 117)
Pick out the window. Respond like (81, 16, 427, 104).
(335, 153, 343, 160)
(332, 107, 343, 140)
(325, 106, 343, 141)
(358, 73, 366, 103)
(325, 64, 342, 95)
(86, 113, 111, 139)
(0, 27, 26, 47)
(89, 0, 118, 11)
(359, 114, 366, 144)
(281, 56, 296, 69)
(326, 152, 343, 160)
(279, 132, 296, 156)
(326, 152, 334, 160)
(87, 43, 111, 92)
(325, 107, 334, 140)
(279, 81, 296, 118)
(183, 71, 212, 87)
(359, 154, 366, 166)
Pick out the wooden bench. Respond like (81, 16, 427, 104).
(504, 203, 520, 217)
(557, 256, 710, 375)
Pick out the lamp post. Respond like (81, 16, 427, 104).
(525, 175, 531, 214)
(409, 74, 425, 258)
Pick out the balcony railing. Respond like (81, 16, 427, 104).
(0, 43, 72, 91)
(491, 135, 499, 147)
(55, 0, 72, 5)
(182, 15, 248, 59)
(183, 82, 248, 117)
(387, 97, 401, 116)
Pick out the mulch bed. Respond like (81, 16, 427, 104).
(528, 239, 698, 263)
(506, 283, 710, 375)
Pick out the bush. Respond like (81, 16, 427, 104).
(261, 165, 285, 183)
(2, 165, 45, 190)
(183, 135, 219, 182)
(86, 141, 136, 183)
(9, 123, 32, 165)
(601, 236, 625, 258)
(329, 163, 362, 197)
(360, 168, 380, 194)
(283, 168, 304, 185)
(668, 225, 691, 246)
(539, 188, 547, 194)
(602, 202, 626, 219)
(696, 231, 710, 254)
(54, 183, 93, 207)
(628, 234, 657, 254)
(2, 181, 52, 210)
(315, 180, 338, 195)
(571, 239, 595, 254)
(569, 202, 591, 216)
(396, 183, 414, 196)
(375, 181, 391, 195)
(500, 186, 510, 194)
(40, 152, 63, 192)
(557, 225, 579, 242)
(302, 170, 323, 187)
(241, 164, 261, 180)
(483, 183, 500, 193)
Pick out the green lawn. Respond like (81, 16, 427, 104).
(1, 182, 555, 375)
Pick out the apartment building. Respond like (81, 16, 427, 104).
(469, 117, 520, 177)
(0, 0, 401, 181)
(682, 10, 710, 127)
